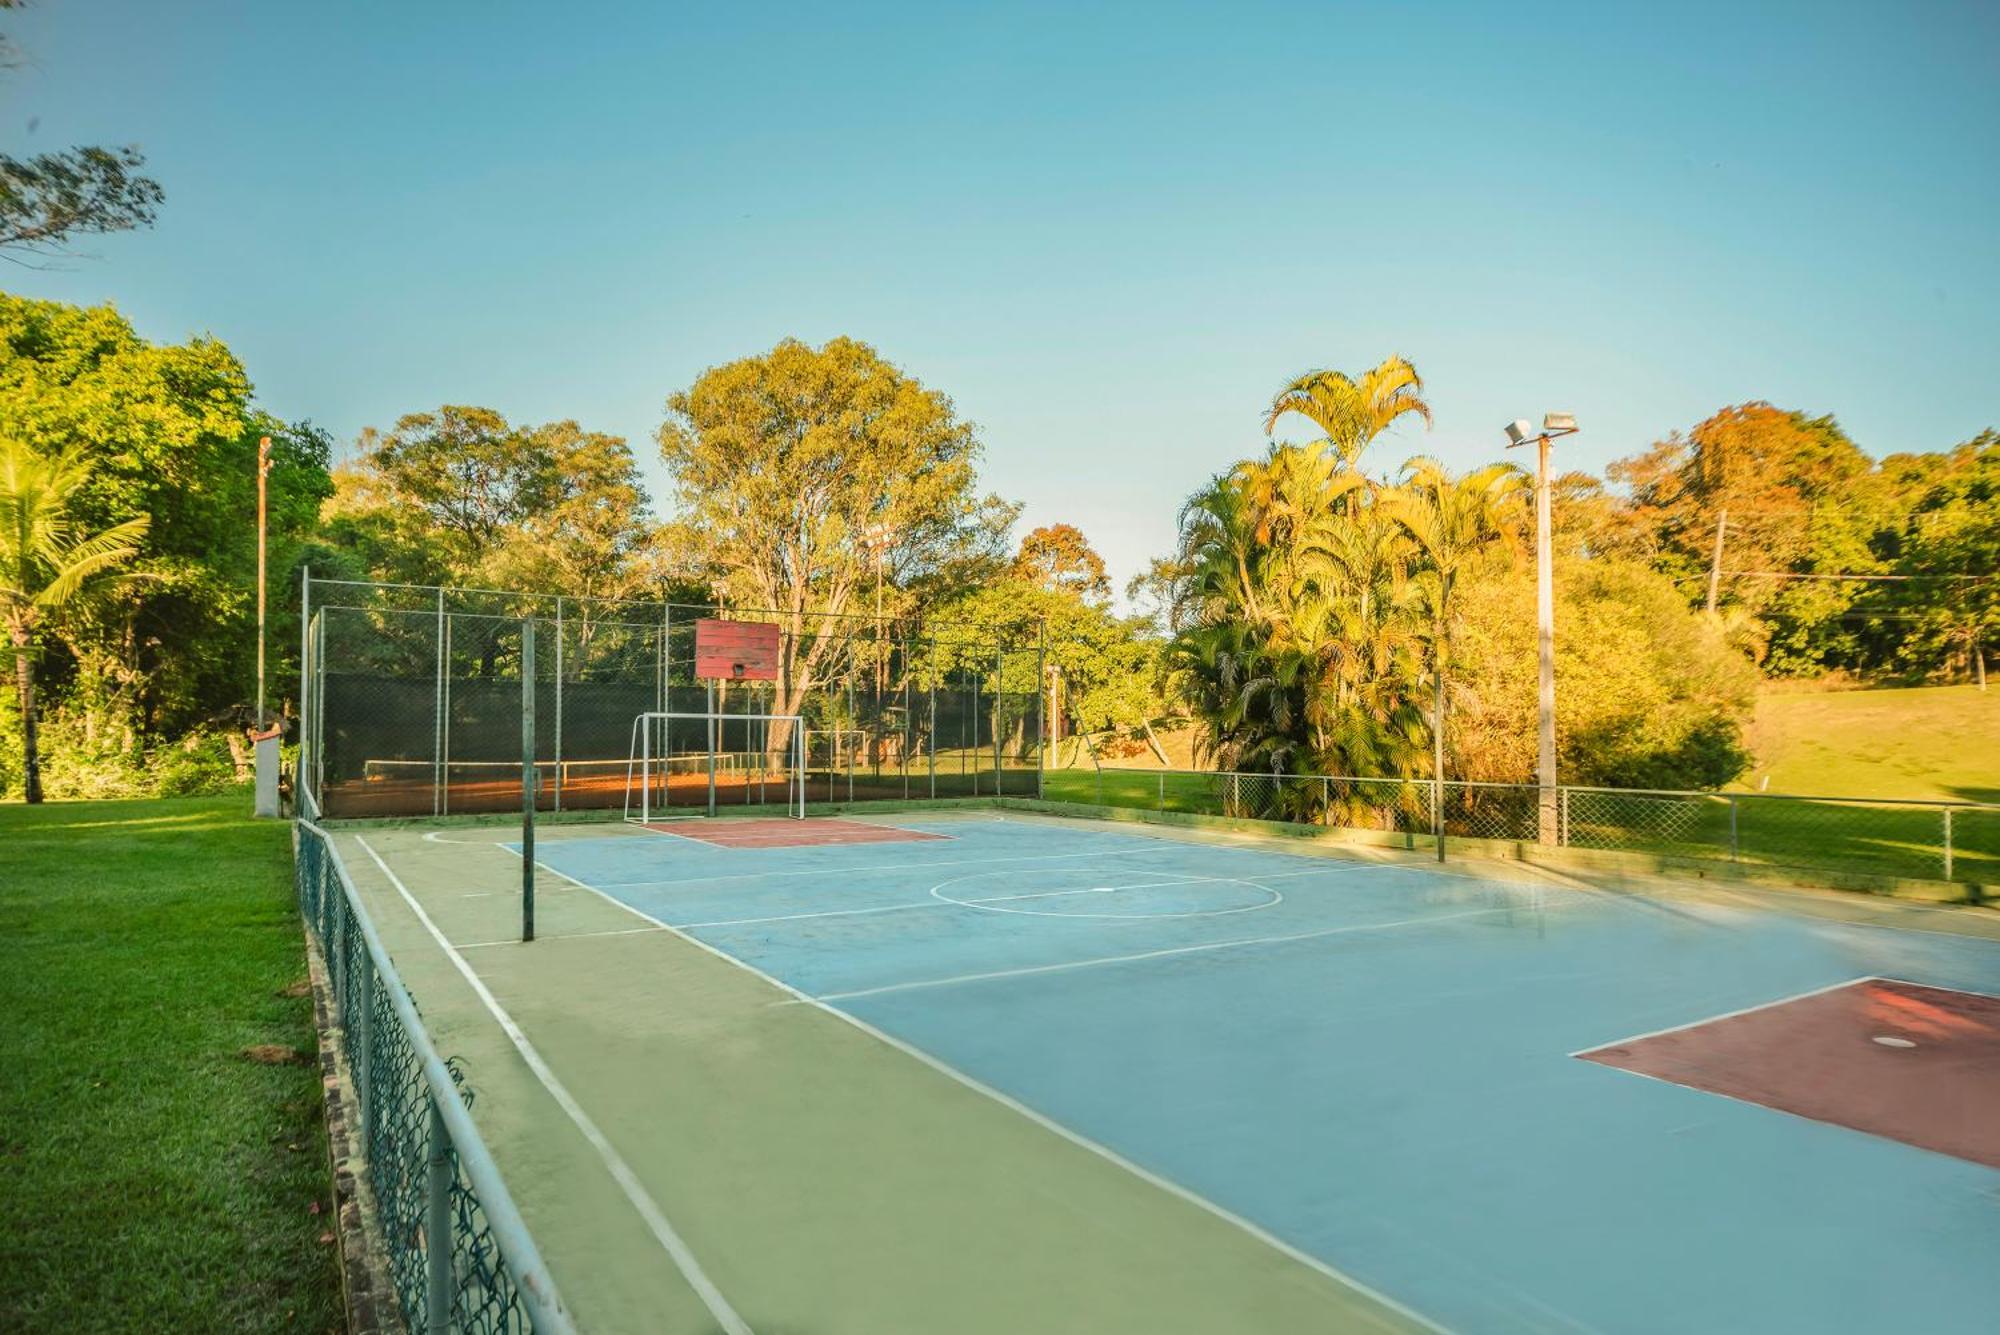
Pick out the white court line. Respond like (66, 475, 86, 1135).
(584, 843, 1181, 889)
(1567, 974, 1878, 1057)
(812, 906, 1515, 1003)
(1569, 973, 2000, 1058)
(674, 877, 1275, 931)
(517, 850, 1449, 1334)
(672, 875, 1200, 927)
(458, 925, 666, 950)
(351, 837, 751, 1335)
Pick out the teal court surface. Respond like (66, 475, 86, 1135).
(329, 810, 2000, 1334)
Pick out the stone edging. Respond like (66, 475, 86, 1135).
(303, 927, 406, 1334)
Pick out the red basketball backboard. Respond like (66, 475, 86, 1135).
(694, 619, 781, 681)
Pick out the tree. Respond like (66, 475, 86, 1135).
(657, 337, 1008, 755)
(0, 4, 164, 260)
(1611, 403, 1876, 673)
(1264, 354, 1432, 466)
(1014, 523, 1111, 603)
(1125, 554, 1192, 637)
(1379, 458, 1526, 795)
(0, 295, 325, 738)
(1, 439, 149, 801)
(335, 407, 656, 599)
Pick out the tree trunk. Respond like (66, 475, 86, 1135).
(13, 634, 43, 804)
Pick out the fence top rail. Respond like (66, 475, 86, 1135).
(305, 576, 1040, 638)
(312, 602, 1030, 655)
(297, 819, 574, 1333)
(1085, 766, 2000, 812)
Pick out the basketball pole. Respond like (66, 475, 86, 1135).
(521, 617, 536, 943)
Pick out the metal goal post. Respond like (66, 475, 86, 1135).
(623, 711, 807, 822)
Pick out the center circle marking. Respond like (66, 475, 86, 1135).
(929, 869, 1282, 919)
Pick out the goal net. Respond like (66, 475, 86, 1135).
(623, 711, 806, 822)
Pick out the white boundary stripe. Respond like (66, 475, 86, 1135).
(458, 925, 666, 950)
(814, 906, 1513, 1003)
(1566, 974, 1881, 1057)
(586, 844, 1184, 889)
(516, 849, 1450, 1333)
(1569, 973, 2000, 1058)
(351, 837, 753, 1335)
(672, 881, 1259, 931)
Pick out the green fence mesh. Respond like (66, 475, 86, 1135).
(302, 582, 1044, 819)
(1047, 767, 1997, 892)
(295, 814, 570, 1332)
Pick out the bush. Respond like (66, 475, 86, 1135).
(1452, 554, 1757, 790)
(0, 697, 252, 801)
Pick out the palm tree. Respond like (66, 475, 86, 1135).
(1379, 458, 1526, 842)
(1, 439, 150, 803)
(1264, 355, 1433, 466)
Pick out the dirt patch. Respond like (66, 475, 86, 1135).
(241, 1044, 312, 1066)
(277, 979, 312, 999)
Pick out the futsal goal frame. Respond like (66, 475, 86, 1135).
(623, 710, 807, 823)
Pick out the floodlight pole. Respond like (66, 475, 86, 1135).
(1505, 415, 1578, 846)
(256, 436, 272, 728)
(521, 617, 536, 942)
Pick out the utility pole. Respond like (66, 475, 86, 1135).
(1506, 414, 1578, 847)
(256, 436, 272, 728)
(1704, 508, 1728, 615)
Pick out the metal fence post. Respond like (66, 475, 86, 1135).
(1158, 770, 1165, 812)
(1943, 807, 1954, 881)
(992, 647, 1004, 797)
(354, 948, 374, 1141)
(1432, 777, 1444, 860)
(553, 598, 564, 812)
(1560, 786, 1571, 847)
(433, 589, 446, 816)
(297, 566, 310, 807)
(1728, 795, 1740, 862)
(521, 618, 536, 943)
(425, 1094, 454, 1333)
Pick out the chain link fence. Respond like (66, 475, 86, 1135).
(295, 801, 571, 1332)
(1048, 766, 1998, 892)
(299, 578, 1044, 819)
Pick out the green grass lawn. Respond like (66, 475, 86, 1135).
(1746, 683, 2000, 801)
(0, 796, 342, 1332)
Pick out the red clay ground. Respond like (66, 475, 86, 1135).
(1578, 978, 2000, 1169)
(643, 817, 952, 849)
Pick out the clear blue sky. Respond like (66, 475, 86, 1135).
(6, 1, 1996, 595)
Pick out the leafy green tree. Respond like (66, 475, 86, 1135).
(1865, 431, 1999, 684)
(1125, 555, 1192, 637)
(1170, 439, 1420, 801)
(1, 439, 148, 802)
(657, 337, 1009, 752)
(1264, 354, 1432, 466)
(0, 294, 327, 737)
(0, 3, 164, 260)
(1379, 459, 1526, 790)
(1451, 553, 1756, 788)
(1014, 523, 1111, 604)
(333, 407, 657, 600)
(1611, 403, 1876, 673)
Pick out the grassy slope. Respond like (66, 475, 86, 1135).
(0, 796, 342, 1332)
(1745, 684, 2000, 801)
